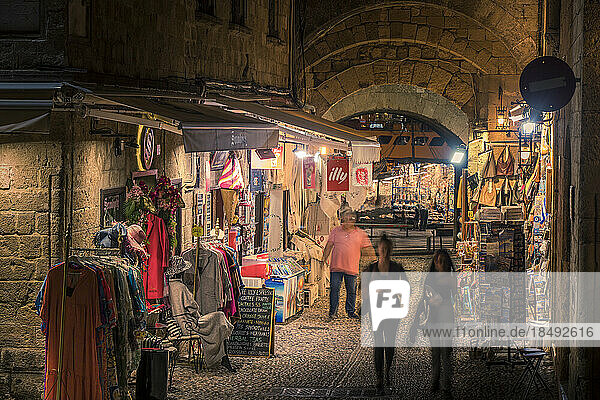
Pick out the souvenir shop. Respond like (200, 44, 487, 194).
(33, 91, 379, 399)
(454, 111, 553, 332)
(389, 163, 455, 226)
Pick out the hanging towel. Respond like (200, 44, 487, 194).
(219, 157, 244, 189)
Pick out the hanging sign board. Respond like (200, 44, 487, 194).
(520, 56, 576, 112)
(351, 163, 372, 187)
(251, 147, 283, 170)
(250, 169, 264, 192)
(136, 126, 155, 171)
(302, 158, 316, 189)
(326, 157, 350, 192)
(228, 287, 275, 357)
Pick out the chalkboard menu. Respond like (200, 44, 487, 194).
(228, 287, 275, 357)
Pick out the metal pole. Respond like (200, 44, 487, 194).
(452, 165, 461, 249)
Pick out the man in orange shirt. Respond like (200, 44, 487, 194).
(322, 208, 375, 320)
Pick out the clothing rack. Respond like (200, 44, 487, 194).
(70, 247, 122, 257)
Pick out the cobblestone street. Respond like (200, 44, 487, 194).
(167, 258, 558, 400)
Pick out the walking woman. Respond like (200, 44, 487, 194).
(410, 249, 457, 400)
(364, 234, 406, 395)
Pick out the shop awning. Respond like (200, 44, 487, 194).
(207, 96, 380, 161)
(95, 96, 280, 152)
(0, 82, 62, 134)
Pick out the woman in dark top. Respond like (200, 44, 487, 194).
(410, 249, 457, 400)
(365, 234, 406, 395)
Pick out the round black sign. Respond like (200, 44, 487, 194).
(520, 56, 576, 112)
(142, 127, 155, 170)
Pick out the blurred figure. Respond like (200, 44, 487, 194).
(410, 249, 457, 399)
(363, 234, 406, 395)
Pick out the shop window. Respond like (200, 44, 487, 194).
(377, 135, 392, 145)
(231, 0, 246, 26)
(394, 136, 411, 145)
(197, 0, 215, 16)
(268, 0, 279, 37)
(0, 0, 41, 36)
(429, 137, 445, 147)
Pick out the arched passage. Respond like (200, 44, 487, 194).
(323, 84, 470, 145)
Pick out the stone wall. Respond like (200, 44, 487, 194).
(552, 0, 600, 397)
(0, 111, 193, 398)
(299, 1, 538, 136)
(0, 124, 65, 399)
(67, 0, 291, 88)
(0, 0, 66, 71)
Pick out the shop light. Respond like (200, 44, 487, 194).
(496, 106, 507, 128)
(509, 104, 525, 122)
(320, 146, 328, 155)
(522, 122, 536, 134)
(294, 149, 307, 158)
(450, 147, 466, 164)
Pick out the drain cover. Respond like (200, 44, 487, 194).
(266, 387, 397, 398)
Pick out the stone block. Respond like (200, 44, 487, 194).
(9, 371, 44, 400)
(15, 213, 35, 235)
(427, 16, 444, 28)
(351, 25, 367, 43)
(439, 31, 455, 49)
(402, 23, 417, 41)
(0, 192, 13, 211)
(413, 63, 434, 88)
(0, 348, 44, 371)
(18, 235, 42, 260)
(0, 213, 16, 235)
(0, 167, 10, 190)
(390, 8, 411, 23)
(427, 27, 442, 44)
(364, 23, 379, 41)
(12, 191, 49, 212)
(0, 236, 19, 259)
(391, 22, 403, 38)
(416, 26, 429, 43)
(468, 28, 486, 41)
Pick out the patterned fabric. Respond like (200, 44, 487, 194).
(218, 157, 244, 189)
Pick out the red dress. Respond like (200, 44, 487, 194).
(145, 214, 170, 299)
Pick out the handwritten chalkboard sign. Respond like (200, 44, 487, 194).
(228, 287, 275, 357)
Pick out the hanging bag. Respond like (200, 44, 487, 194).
(495, 146, 515, 176)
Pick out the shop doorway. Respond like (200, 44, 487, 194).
(340, 112, 462, 253)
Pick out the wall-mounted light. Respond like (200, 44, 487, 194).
(293, 148, 307, 158)
(521, 122, 536, 135)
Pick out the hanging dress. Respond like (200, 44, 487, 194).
(40, 265, 104, 400)
(145, 214, 170, 300)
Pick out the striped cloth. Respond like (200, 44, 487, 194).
(218, 157, 243, 189)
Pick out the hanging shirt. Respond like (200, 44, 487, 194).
(326, 226, 372, 276)
(145, 214, 170, 300)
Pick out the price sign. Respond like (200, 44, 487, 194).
(192, 225, 202, 237)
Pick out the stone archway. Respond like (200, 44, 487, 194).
(323, 84, 470, 144)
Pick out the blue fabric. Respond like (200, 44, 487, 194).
(329, 272, 358, 316)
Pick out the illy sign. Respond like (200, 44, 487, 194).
(326, 157, 349, 191)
